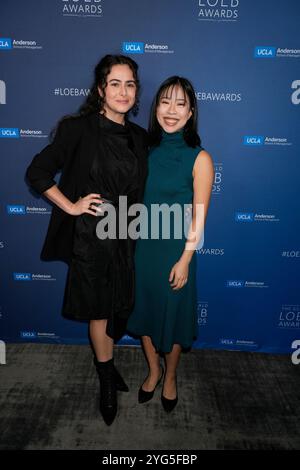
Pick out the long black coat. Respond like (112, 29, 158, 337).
(26, 112, 148, 263)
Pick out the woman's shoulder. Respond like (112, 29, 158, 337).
(192, 147, 214, 173)
(53, 112, 101, 141)
(195, 147, 212, 160)
(53, 113, 87, 135)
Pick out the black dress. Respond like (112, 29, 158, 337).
(63, 114, 140, 340)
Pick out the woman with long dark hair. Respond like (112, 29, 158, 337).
(127, 76, 214, 412)
(26, 55, 148, 425)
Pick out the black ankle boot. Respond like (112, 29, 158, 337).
(94, 358, 117, 426)
(93, 357, 129, 392)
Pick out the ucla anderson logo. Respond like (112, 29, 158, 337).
(244, 135, 291, 146)
(227, 281, 245, 288)
(7, 205, 26, 215)
(255, 46, 299, 59)
(20, 331, 37, 338)
(122, 41, 173, 55)
(243, 136, 264, 145)
(235, 213, 254, 222)
(122, 42, 144, 54)
(0, 38, 12, 49)
(254, 46, 276, 58)
(14, 273, 32, 281)
(0, 128, 19, 138)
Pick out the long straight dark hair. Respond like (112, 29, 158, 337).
(148, 76, 201, 148)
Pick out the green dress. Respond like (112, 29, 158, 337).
(127, 130, 203, 353)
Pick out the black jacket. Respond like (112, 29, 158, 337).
(26, 112, 148, 263)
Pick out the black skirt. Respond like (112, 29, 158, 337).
(62, 113, 140, 341)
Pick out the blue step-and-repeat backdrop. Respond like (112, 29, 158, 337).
(0, 1, 299, 353)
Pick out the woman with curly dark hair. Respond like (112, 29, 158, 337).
(26, 55, 148, 425)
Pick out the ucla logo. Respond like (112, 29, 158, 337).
(254, 46, 276, 58)
(227, 280, 244, 288)
(14, 273, 32, 281)
(243, 136, 264, 145)
(0, 38, 12, 49)
(20, 331, 37, 338)
(122, 42, 144, 54)
(235, 212, 254, 222)
(0, 128, 19, 138)
(7, 205, 26, 215)
(220, 339, 235, 345)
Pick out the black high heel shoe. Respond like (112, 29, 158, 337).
(138, 366, 164, 404)
(161, 377, 178, 412)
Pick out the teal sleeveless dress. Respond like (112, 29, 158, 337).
(127, 130, 203, 353)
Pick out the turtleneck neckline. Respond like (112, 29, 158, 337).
(98, 113, 129, 134)
(161, 129, 184, 143)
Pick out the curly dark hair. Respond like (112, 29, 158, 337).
(51, 54, 140, 139)
(79, 54, 140, 117)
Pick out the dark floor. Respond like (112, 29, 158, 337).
(0, 343, 299, 450)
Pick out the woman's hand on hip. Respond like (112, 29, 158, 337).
(69, 193, 103, 216)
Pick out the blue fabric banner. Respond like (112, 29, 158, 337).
(0, 0, 299, 353)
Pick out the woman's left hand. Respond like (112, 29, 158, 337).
(169, 259, 189, 290)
